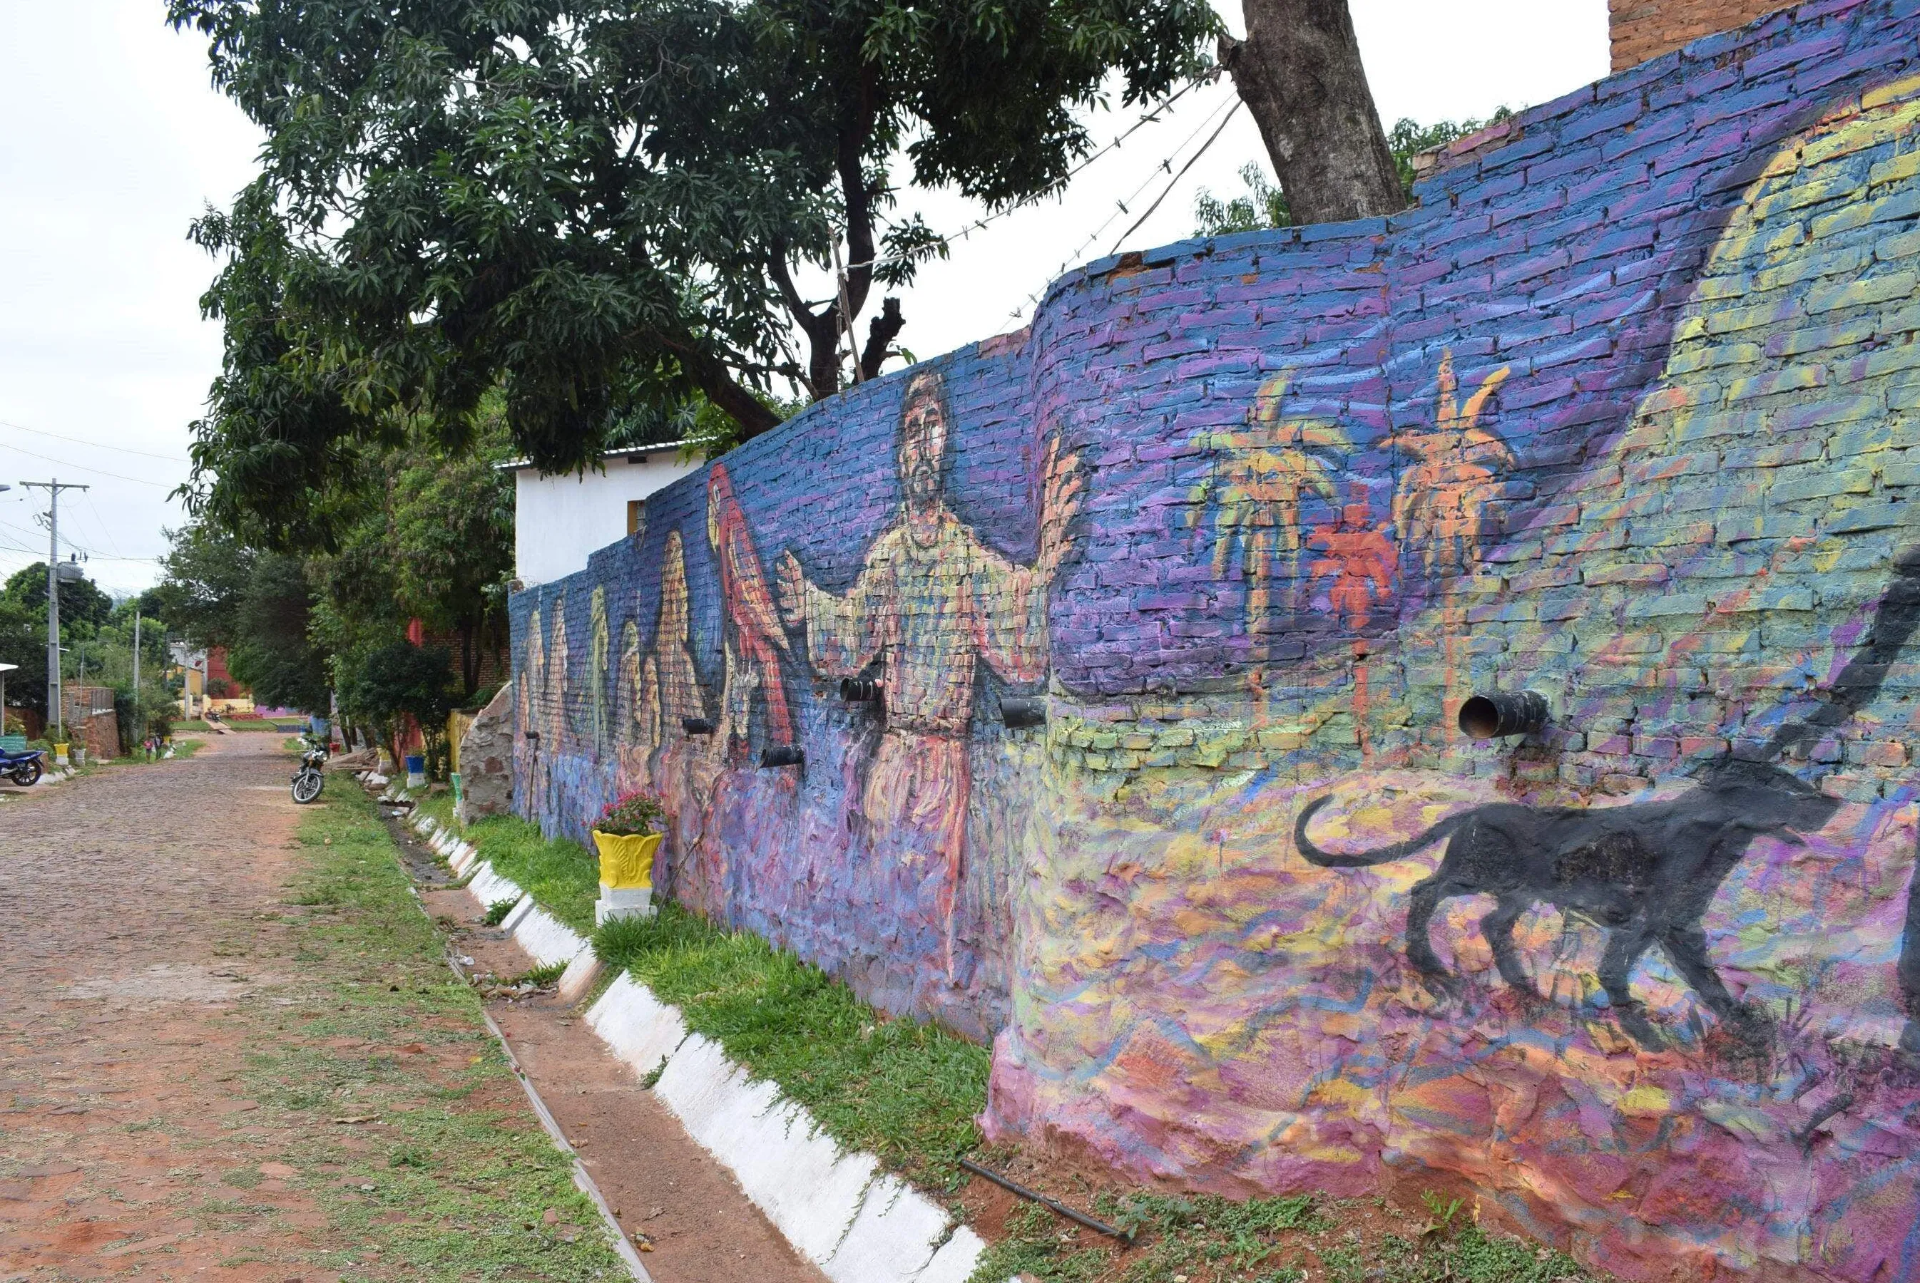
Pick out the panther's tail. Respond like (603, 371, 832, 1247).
(1293, 794, 1464, 868)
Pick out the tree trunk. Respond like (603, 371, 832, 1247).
(1222, 0, 1403, 225)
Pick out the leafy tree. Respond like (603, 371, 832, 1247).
(2, 564, 114, 633)
(0, 564, 124, 720)
(225, 554, 332, 713)
(1194, 163, 1292, 236)
(0, 594, 43, 720)
(151, 524, 256, 650)
(1218, 0, 1400, 224)
(340, 642, 457, 778)
(169, 0, 1219, 538)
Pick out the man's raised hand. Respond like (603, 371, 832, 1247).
(775, 550, 808, 631)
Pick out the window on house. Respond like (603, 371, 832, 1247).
(628, 499, 645, 536)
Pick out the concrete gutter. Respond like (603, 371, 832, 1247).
(398, 798, 993, 1283)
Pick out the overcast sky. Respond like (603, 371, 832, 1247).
(0, 0, 1607, 596)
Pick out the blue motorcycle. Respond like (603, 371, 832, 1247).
(1, 746, 44, 787)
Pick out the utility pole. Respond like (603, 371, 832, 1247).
(20, 480, 89, 742)
(132, 608, 141, 701)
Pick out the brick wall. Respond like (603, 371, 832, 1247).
(1611, 0, 1790, 69)
(512, 4, 1920, 1276)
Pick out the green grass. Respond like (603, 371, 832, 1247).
(433, 807, 990, 1192)
(594, 904, 991, 1192)
(248, 786, 626, 1279)
(172, 738, 206, 760)
(459, 816, 601, 934)
(1320, 1224, 1590, 1283)
(974, 1192, 1592, 1283)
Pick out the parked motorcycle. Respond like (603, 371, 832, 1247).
(291, 738, 328, 804)
(0, 746, 45, 788)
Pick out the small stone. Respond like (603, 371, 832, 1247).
(542, 1208, 559, 1225)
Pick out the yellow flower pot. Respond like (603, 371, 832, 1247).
(592, 830, 662, 891)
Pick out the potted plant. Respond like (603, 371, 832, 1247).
(592, 791, 666, 923)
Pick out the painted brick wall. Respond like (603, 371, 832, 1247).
(1611, 0, 1790, 69)
(512, 3, 1920, 1276)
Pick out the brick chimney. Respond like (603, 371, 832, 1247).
(1609, 0, 1789, 70)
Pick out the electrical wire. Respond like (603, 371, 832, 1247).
(843, 75, 1213, 274)
(1105, 98, 1244, 256)
(81, 493, 125, 559)
(1002, 84, 1245, 324)
(1, 440, 179, 487)
(0, 419, 190, 463)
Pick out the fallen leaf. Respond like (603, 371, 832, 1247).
(331, 1116, 379, 1125)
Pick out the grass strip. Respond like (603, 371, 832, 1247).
(251, 784, 626, 1279)
(436, 809, 990, 1191)
(594, 903, 990, 1192)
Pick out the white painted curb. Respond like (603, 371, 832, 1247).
(412, 806, 988, 1283)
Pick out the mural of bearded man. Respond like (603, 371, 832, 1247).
(776, 366, 1082, 976)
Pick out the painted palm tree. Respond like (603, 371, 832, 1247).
(1386, 353, 1512, 577)
(1190, 375, 1350, 649)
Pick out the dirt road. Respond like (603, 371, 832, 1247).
(0, 733, 820, 1282)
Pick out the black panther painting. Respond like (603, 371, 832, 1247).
(1296, 545, 1920, 1048)
(1294, 761, 1838, 1044)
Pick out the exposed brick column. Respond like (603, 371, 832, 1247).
(1609, 0, 1788, 69)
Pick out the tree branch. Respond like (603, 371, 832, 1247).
(859, 297, 904, 381)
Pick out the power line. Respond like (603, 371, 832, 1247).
(1105, 98, 1244, 256)
(844, 75, 1216, 275)
(1003, 85, 1245, 325)
(2, 440, 179, 488)
(0, 419, 191, 463)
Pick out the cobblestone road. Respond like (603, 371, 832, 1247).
(0, 734, 334, 1279)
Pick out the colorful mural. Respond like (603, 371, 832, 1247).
(512, 8, 1920, 1278)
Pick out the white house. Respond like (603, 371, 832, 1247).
(510, 444, 700, 587)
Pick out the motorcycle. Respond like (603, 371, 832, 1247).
(0, 746, 45, 788)
(291, 738, 328, 804)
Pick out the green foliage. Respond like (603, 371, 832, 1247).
(1321, 1224, 1589, 1283)
(594, 790, 666, 837)
(974, 1192, 1324, 1282)
(0, 562, 129, 717)
(2, 562, 113, 631)
(0, 592, 45, 717)
(1194, 162, 1293, 236)
(152, 523, 254, 651)
(482, 898, 521, 927)
(339, 642, 458, 775)
(168, 0, 1220, 538)
(226, 554, 331, 712)
(1196, 110, 1518, 237)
